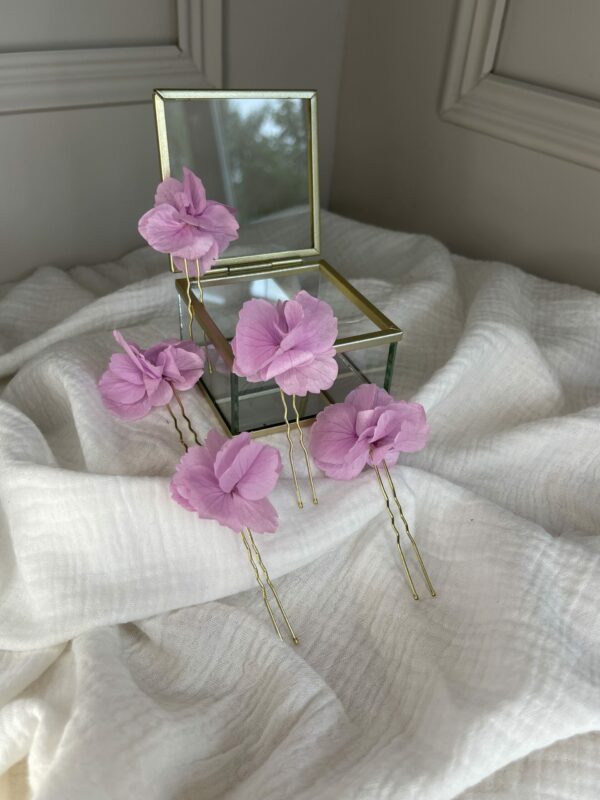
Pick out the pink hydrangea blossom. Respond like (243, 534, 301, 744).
(98, 331, 205, 420)
(309, 384, 429, 480)
(170, 430, 282, 533)
(138, 167, 239, 276)
(231, 290, 338, 396)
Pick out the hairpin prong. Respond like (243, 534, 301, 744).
(247, 529, 298, 645)
(240, 530, 283, 640)
(279, 390, 303, 509)
(372, 462, 419, 599)
(382, 461, 436, 598)
(195, 259, 213, 374)
(167, 403, 189, 453)
(182, 258, 194, 339)
(172, 389, 201, 446)
(291, 395, 318, 505)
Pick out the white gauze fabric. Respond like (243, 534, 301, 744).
(0, 212, 599, 799)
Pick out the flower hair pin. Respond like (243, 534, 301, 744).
(310, 384, 436, 600)
(138, 167, 239, 369)
(98, 331, 297, 643)
(98, 330, 206, 444)
(232, 290, 339, 509)
(171, 430, 298, 644)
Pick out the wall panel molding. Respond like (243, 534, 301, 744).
(0, 0, 222, 114)
(440, 0, 600, 170)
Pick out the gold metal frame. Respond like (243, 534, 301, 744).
(175, 257, 403, 436)
(153, 89, 321, 269)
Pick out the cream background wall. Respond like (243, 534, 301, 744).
(0, 0, 348, 283)
(331, 0, 600, 291)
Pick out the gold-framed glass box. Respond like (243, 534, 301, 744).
(153, 89, 403, 436)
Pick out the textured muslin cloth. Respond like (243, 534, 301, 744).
(0, 212, 599, 799)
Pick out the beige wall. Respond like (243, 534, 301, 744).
(0, 0, 348, 283)
(331, 0, 600, 291)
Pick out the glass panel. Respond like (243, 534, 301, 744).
(197, 344, 395, 435)
(162, 97, 313, 259)
(199, 265, 381, 341)
(182, 266, 396, 434)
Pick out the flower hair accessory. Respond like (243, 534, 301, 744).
(310, 384, 435, 600)
(98, 331, 205, 438)
(171, 430, 298, 644)
(231, 290, 338, 509)
(138, 167, 239, 368)
(98, 335, 297, 644)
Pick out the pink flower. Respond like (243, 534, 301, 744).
(170, 430, 282, 533)
(231, 290, 338, 396)
(144, 339, 207, 388)
(309, 384, 429, 480)
(98, 331, 205, 420)
(138, 167, 239, 276)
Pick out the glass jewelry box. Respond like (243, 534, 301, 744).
(153, 89, 403, 436)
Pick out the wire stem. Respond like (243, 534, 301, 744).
(292, 394, 318, 505)
(279, 390, 303, 509)
(240, 530, 282, 640)
(247, 529, 299, 644)
(167, 404, 188, 453)
(382, 461, 436, 597)
(195, 261, 213, 374)
(372, 463, 419, 599)
(183, 258, 194, 339)
(172, 390, 201, 447)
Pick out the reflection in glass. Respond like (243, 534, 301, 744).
(163, 97, 312, 259)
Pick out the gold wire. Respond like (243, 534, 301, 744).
(382, 461, 436, 597)
(195, 260, 213, 374)
(279, 390, 303, 509)
(167, 404, 188, 453)
(247, 529, 299, 645)
(292, 394, 318, 505)
(372, 463, 419, 600)
(183, 258, 194, 339)
(172, 389, 201, 447)
(240, 530, 283, 640)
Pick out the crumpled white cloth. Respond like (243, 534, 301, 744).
(0, 211, 599, 799)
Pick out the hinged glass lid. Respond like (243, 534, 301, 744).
(153, 90, 320, 270)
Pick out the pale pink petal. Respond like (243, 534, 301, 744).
(213, 433, 252, 485)
(314, 455, 367, 481)
(170, 460, 215, 513)
(368, 445, 401, 467)
(232, 495, 279, 533)
(293, 291, 338, 354)
(170, 230, 219, 260)
(205, 429, 228, 459)
(99, 369, 146, 403)
(182, 166, 207, 214)
(391, 402, 429, 452)
(232, 299, 283, 378)
(217, 440, 282, 500)
(198, 201, 240, 237)
(198, 241, 220, 274)
(263, 349, 313, 381)
(138, 205, 191, 254)
(155, 176, 183, 207)
(105, 353, 145, 385)
(98, 370, 153, 420)
(346, 384, 394, 412)
(144, 375, 173, 407)
(145, 340, 205, 390)
(275, 351, 338, 396)
(309, 403, 359, 465)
